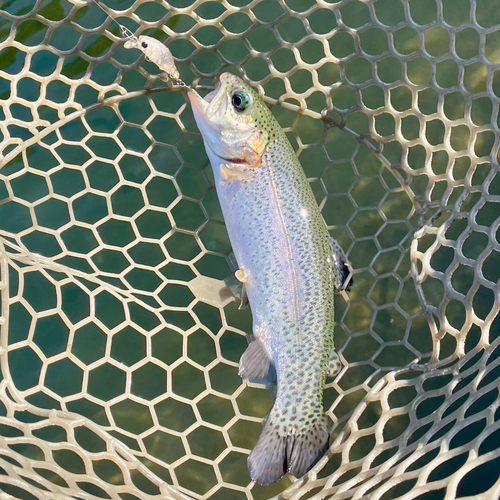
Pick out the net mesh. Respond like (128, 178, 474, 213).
(0, 0, 499, 498)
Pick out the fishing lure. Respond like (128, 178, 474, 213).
(124, 35, 180, 81)
(91, 0, 181, 83)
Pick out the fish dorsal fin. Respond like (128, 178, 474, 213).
(329, 237, 353, 292)
(238, 338, 275, 382)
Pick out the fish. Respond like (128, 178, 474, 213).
(188, 73, 352, 485)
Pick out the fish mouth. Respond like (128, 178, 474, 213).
(204, 88, 218, 103)
(188, 73, 250, 163)
(189, 87, 218, 111)
(188, 72, 237, 120)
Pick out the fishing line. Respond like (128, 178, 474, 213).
(91, 0, 137, 42)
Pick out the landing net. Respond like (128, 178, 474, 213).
(0, 0, 499, 499)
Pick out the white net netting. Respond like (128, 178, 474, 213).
(0, 0, 499, 499)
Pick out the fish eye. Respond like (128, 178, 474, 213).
(232, 91, 251, 112)
(141, 41, 148, 48)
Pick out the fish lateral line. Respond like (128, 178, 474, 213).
(267, 164, 302, 346)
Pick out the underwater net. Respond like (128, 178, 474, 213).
(0, 0, 499, 498)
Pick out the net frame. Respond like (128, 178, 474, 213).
(0, 0, 499, 499)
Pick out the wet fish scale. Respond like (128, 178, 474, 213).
(226, 125, 334, 427)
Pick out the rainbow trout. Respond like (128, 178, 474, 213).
(188, 73, 351, 485)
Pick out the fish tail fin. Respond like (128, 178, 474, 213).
(248, 414, 330, 485)
(247, 421, 287, 485)
(287, 414, 331, 479)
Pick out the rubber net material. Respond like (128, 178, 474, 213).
(0, 0, 499, 499)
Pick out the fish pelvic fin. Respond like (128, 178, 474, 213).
(248, 414, 331, 485)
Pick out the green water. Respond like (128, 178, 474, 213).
(0, 0, 499, 498)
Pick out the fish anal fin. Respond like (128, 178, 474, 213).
(329, 237, 353, 292)
(238, 338, 274, 382)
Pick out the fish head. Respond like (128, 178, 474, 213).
(188, 73, 273, 167)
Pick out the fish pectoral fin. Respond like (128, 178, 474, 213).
(329, 237, 353, 292)
(238, 338, 275, 382)
(328, 350, 342, 378)
(220, 163, 254, 182)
